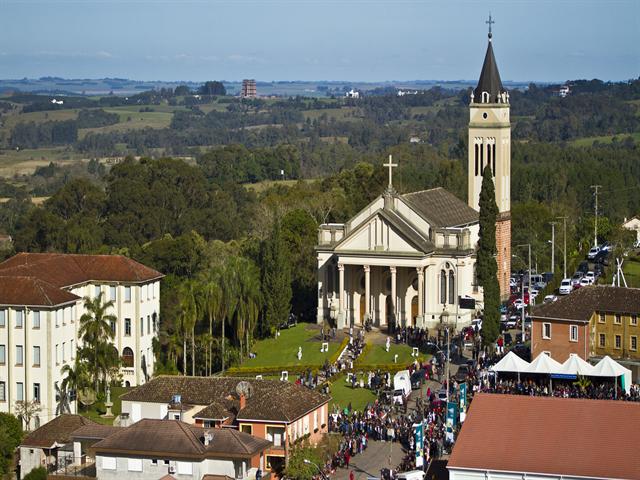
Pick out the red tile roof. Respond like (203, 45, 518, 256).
(448, 393, 640, 479)
(21, 414, 98, 448)
(0, 276, 79, 307)
(0, 252, 163, 287)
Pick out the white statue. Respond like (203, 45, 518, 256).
(385, 337, 391, 353)
(297, 346, 302, 360)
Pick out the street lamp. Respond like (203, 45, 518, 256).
(440, 307, 451, 404)
(515, 244, 531, 343)
(303, 459, 328, 480)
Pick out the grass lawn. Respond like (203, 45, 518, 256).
(357, 342, 422, 367)
(240, 324, 342, 369)
(79, 386, 128, 425)
(0, 147, 84, 177)
(328, 373, 376, 412)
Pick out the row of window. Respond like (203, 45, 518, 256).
(473, 138, 497, 177)
(0, 381, 40, 403)
(542, 323, 580, 342)
(94, 283, 157, 303)
(102, 457, 191, 475)
(598, 313, 638, 326)
(0, 344, 43, 366)
(598, 333, 638, 351)
(109, 315, 156, 337)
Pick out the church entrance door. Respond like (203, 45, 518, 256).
(359, 295, 365, 325)
(411, 296, 418, 327)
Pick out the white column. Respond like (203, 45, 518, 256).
(390, 266, 397, 327)
(338, 263, 345, 315)
(417, 267, 424, 318)
(364, 265, 371, 319)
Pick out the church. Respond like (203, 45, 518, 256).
(316, 25, 511, 332)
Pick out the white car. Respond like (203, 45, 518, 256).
(588, 246, 600, 260)
(530, 288, 540, 299)
(543, 294, 558, 303)
(559, 278, 573, 295)
(512, 299, 525, 309)
(509, 277, 518, 288)
(585, 271, 595, 283)
(579, 277, 591, 287)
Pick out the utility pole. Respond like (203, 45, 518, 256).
(557, 216, 568, 279)
(550, 222, 556, 274)
(591, 185, 602, 247)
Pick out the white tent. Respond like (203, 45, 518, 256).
(559, 353, 597, 376)
(525, 353, 563, 375)
(592, 356, 632, 394)
(489, 351, 530, 373)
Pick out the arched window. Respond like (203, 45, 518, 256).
(480, 142, 484, 173)
(122, 347, 134, 368)
(474, 143, 479, 176)
(449, 271, 455, 305)
(440, 270, 447, 305)
(492, 143, 496, 174)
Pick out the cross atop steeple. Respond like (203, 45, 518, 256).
(383, 154, 398, 191)
(486, 13, 495, 40)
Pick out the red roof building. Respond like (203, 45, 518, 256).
(448, 393, 640, 480)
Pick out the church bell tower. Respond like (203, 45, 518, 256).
(468, 15, 511, 299)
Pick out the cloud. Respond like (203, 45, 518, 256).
(226, 54, 265, 64)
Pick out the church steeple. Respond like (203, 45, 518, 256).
(472, 14, 508, 105)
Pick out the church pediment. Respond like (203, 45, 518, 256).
(334, 209, 433, 255)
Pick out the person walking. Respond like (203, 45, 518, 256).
(349, 470, 355, 480)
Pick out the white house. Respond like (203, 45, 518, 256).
(623, 216, 640, 243)
(0, 253, 163, 427)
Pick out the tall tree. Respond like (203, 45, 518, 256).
(260, 220, 292, 336)
(477, 165, 500, 346)
(200, 268, 222, 375)
(219, 257, 240, 372)
(78, 293, 117, 392)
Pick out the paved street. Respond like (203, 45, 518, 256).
(332, 439, 406, 480)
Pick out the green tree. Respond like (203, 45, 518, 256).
(199, 81, 226, 96)
(61, 358, 90, 413)
(477, 165, 500, 346)
(77, 293, 117, 392)
(260, 220, 292, 336)
(23, 466, 48, 480)
(0, 412, 22, 475)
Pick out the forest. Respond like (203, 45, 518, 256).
(0, 78, 639, 374)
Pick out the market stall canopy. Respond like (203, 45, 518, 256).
(525, 353, 563, 375)
(489, 351, 529, 373)
(592, 355, 632, 394)
(559, 354, 597, 376)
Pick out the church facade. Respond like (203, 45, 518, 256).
(316, 27, 511, 331)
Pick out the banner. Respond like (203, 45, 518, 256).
(446, 401, 456, 442)
(413, 423, 424, 468)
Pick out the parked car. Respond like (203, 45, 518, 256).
(530, 288, 540, 300)
(588, 246, 601, 260)
(437, 388, 448, 402)
(543, 294, 558, 303)
(594, 250, 610, 265)
(559, 278, 573, 295)
(571, 272, 584, 287)
(585, 271, 595, 283)
(509, 277, 518, 288)
(512, 299, 525, 310)
(579, 277, 591, 287)
(454, 365, 469, 383)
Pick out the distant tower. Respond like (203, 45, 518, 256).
(241, 79, 257, 98)
(468, 15, 511, 299)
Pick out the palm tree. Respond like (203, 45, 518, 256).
(78, 292, 116, 392)
(61, 358, 89, 413)
(178, 281, 198, 376)
(219, 257, 240, 373)
(236, 259, 262, 359)
(200, 269, 222, 376)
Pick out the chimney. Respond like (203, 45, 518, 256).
(239, 393, 246, 411)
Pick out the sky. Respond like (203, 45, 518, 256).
(0, 0, 638, 82)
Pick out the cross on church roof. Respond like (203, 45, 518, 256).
(384, 154, 398, 190)
(486, 13, 495, 40)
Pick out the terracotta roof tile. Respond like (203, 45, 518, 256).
(448, 393, 640, 479)
(91, 419, 270, 459)
(0, 252, 163, 287)
(71, 424, 121, 441)
(121, 376, 330, 423)
(533, 285, 640, 322)
(21, 414, 97, 448)
(0, 276, 79, 307)
(401, 188, 478, 227)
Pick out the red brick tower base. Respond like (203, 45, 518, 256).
(496, 213, 511, 300)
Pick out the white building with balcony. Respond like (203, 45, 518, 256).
(316, 160, 482, 332)
(0, 253, 163, 427)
